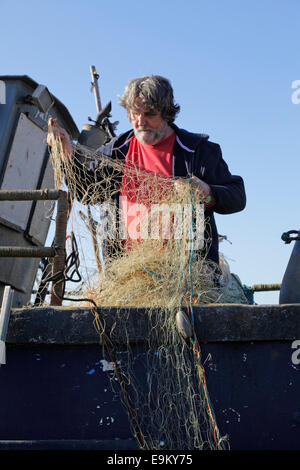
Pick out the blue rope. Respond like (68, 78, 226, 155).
(141, 264, 164, 279)
(179, 183, 226, 449)
(189, 189, 196, 326)
(180, 184, 196, 333)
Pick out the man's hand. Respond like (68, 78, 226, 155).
(47, 118, 73, 162)
(174, 175, 211, 199)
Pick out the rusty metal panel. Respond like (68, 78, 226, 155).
(0, 113, 47, 231)
(27, 160, 55, 244)
(0, 74, 78, 307)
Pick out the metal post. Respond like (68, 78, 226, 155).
(90, 65, 102, 113)
(88, 65, 106, 275)
(87, 206, 103, 276)
(0, 189, 61, 201)
(251, 284, 281, 292)
(0, 247, 55, 257)
(51, 191, 69, 306)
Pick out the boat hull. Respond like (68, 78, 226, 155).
(0, 305, 299, 450)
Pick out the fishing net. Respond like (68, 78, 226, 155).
(44, 125, 229, 450)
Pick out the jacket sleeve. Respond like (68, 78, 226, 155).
(194, 141, 246, 215)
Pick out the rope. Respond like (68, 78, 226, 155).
(46, 232, 149, 450)
(182, 184, 226, 450)
(47, 133, 228, 450)
(141, 264, 164, 279)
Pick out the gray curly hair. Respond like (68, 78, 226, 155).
(118, 75, 180, 123)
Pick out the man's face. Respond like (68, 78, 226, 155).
(129, 97, 169, 145)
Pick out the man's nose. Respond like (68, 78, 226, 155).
(137, 114, 146, 127)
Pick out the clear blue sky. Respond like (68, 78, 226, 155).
(1, 0, 300, 304)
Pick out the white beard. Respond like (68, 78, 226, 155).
(134, 121, 169, 145)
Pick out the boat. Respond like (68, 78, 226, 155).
(0, 73, 299, 451)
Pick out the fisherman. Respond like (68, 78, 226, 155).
(47, 75, 246, 268)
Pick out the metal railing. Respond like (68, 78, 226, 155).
(251, 283, 281, 292)
(0, 189, 68, 305)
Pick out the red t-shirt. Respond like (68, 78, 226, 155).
(120, 132, 176, 243)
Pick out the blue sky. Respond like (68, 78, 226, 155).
(1, 0, 300, 303)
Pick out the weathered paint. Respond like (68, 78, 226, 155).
(0, 305, 299, 450)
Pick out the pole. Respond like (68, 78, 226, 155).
(0, 189, 61, 201)
(0, 247, 55, 258)
(90, 65, 102, 113)
(51, 191, 69, 305)
(87, 206, 103, 276)
(88, 65, 106, 275)
(251, 283, 281, 292)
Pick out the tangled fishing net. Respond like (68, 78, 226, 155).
(45, 125, 229, 450)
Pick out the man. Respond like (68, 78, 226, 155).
(47, 75, 246, 266)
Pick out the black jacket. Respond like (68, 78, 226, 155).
(75, 123, 246, 265)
